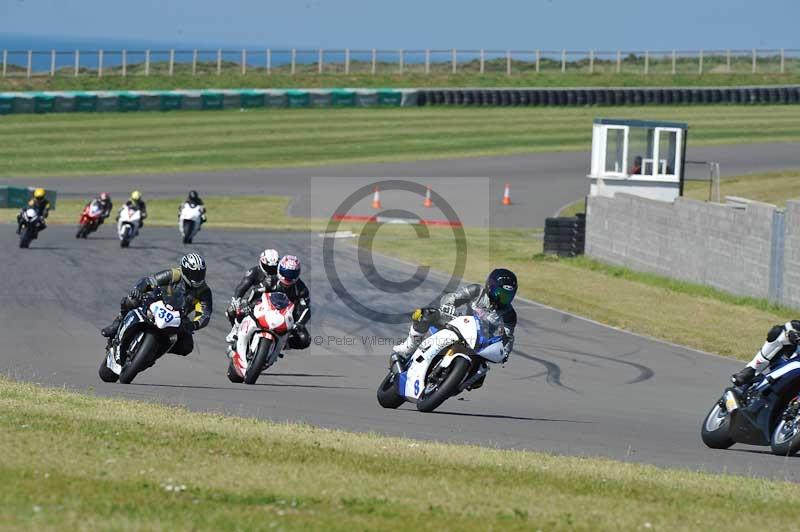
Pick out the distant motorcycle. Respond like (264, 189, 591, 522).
(377, 307, 504, 412)
(179, 201, 205, 244)
(99, 287, 186, 384)
(76, 200, 105, 239)
(702, 351, 800, 455)
(227, 292, 295, 385)
(117, 203, 142, 248)
(18, 207, 42, 249)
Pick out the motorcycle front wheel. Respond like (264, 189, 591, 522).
(416, 357, 470, 413)
(701, 401, 735, 449)
(244, 338, 273, 384)
(377, 371, 404, 409)
(182, 220, 194, 244)
(119, 332, 158, 384)
(19, 225, 34, 248)
(98, 354, 119, 383)
(227, 360, 244, 383)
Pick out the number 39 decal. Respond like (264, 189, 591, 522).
(155, 306, 174, 323)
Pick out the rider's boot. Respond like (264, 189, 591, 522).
(101, 315, 122, 338)
(731, 366, 756, 387)
(392, 326, 426, 362)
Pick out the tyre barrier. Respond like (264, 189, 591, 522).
(543, 214, 586, 258)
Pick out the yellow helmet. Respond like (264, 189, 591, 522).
(33, 188, 46, 199)
(131, 190, 141, 201)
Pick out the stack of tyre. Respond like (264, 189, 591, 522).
(543, 214, 585, 257)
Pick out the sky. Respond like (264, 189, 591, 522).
(1, 0, 797, 51)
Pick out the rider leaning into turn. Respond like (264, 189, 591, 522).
(16, 188, 50, 235)
(89, 192, 113, 227)
(732, 320, 800, 387)
(181, 190, 207, 224)
(392, 268, 518, 366)
(101, 253, 213, 356)
(226, 248, 280, 330)
(129, 190, 148, 226)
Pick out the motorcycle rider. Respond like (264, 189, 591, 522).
(225, 248, 280, 350)
(731, 321, 800, 386)
(129, 190, 148, 227)
(392, 269, 518, 370)
(226, 254, 311, 356)
(16, 188, 50, 235)
(179, 189, 207, 224)
(100, 253, 213, 356)
(86, 192, 113, 228)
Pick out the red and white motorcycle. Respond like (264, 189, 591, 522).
(227, 292, 295, 384)
(76, 200, 104, 239)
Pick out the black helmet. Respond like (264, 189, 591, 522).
(188, 190, 199, 202)
(180, 252, 206, 288)
(485, 268, 517, 307)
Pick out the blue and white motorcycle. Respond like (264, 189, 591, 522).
(377, 307, 506, 413)
(702, 353, 800, 455)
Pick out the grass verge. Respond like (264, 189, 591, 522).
(3, 376, 800, 531)
(2, 106, 800, 177)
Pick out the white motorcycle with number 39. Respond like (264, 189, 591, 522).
(377, 308, 507, 412)
(179, 202, 205, 244)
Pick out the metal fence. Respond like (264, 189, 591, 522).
(2, 48, 799, 78)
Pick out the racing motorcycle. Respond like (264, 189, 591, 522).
(99, 287, 187, 384)
(227, 292, 295, 385)
(76, 200, 105, 239)
(377, 307, 505, 413)
(702, 352, 800, 455)
(18, 207, 42, 249)
(179, 201, 205, 244)
(117, 203, 142, 248)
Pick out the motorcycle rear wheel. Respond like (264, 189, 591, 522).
(244, 338, 272, 384)
(416, 357, 470, 413)
(377, 371, 404, 409)
(119, 333, 158, 384)
(701, 402, 735, 449)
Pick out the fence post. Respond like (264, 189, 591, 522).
(169, 49, 175, 76)
(291, 48, 296, 75)
(698, 49, 703, 75)
(589, 49, 594, 74)
(145, 49, 151, 76)
(318, 48, 323, 74)
(425, 49, 430, 74)
(2, 50, 6, 77)
(74, 49, 80, 77)
(752, 48, 756, 73)
(399, 49, 404, 74)
(371, 48, 376, 75)
(451, 48, 457, 74)
(26, 50, 32, 78)
(561, 49, 566, 73)
(769, 209, 786, 304)
(726, 49, 730, 73)
(507, 49, 512, 76)
(242, 49, 247, 75)
(50, 49, 56, 76)
(480, 49, 485, 74)
(98, 49, 103, 78)
(216, 49, 221, 75)
(644, 50, 649, 75)
(192, 49, 197, 75)
(122, 49, 127, 77)
(266, 49, 271, 74)
(781, 48, 785, 74)
(671, 49, 676, 74)
(616, 50, 621, 73)
(345, 48, 350, 74)
(535, 49, 540, 72)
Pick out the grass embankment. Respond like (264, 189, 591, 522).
(2, 106, 800, 177)
(3, 377, 800, 531)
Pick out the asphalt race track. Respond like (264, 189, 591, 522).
(2, 224, 799, 480)
(26, 142, 800, 228)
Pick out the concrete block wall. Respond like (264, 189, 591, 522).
(782, 201, 800, 308)
(586, 194, 777, 300)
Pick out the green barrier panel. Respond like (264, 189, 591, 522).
(354, 91, 378, 107)
(54, 93, 77, 113)
(240, 91, 265, 108)
(0, 187, 7, 208)
(179, 91, 202, 110)
(5, 187, 58, 209)
(310, 91, 332, 107)
(201, 91, 224, 110)
(117, 92, 140, 112)
(265, 91, 287, 107)
(377, 89, 402, 106)
(75, 92, 98, 112)
(160, 92, 183, 111)
(0, 95, 14, 114)
(331, 89, 356, 107)
(287, 90, 310, 108)
(13, 95, 34, 114)
(33, 93, 56, 114)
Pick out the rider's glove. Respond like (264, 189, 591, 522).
(439, 304, 457, 321)
(788, 329, 800, 346)
(129, 287, 143, 302)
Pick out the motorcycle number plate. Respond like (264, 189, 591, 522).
(150, 303, 181, 329)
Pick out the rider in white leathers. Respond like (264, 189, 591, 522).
(732, 320, 800, 386)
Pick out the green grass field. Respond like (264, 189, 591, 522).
(3, 376, 800, 531)
(2, 106, 800, 177)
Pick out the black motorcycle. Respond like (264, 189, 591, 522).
(702, 354, 800, 455)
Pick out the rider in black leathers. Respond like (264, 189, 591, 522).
(16, 188, 50, 235)
(101, 253, 213, 356)
(87, 192, 113, 229)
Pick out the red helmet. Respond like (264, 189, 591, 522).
(277, 255, 301, 286)
(99, 192, 110, 201)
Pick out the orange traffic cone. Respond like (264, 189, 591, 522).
(423, 185, 433, 208)
(372, 186, 382, 209)
(502, 183, 512, 206)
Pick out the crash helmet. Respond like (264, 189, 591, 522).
(131, 190, 142, 202)
(259, 248, 280, 276)
(485, 268, 517, 307)
(180, 252, 207, 288)
(33, 188, 46, 200)
(188, 190, 199, 203)
(99, 192, 110, 202)
(277, 255, 301, 286)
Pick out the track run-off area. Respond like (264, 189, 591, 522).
(2, 144, 800, 480)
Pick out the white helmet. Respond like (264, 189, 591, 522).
(259, 249, 280, 276)
(180, 253, 206, 287)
